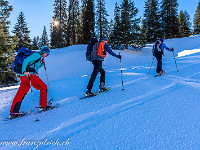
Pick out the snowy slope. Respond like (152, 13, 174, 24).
(1, 35, 200, 149)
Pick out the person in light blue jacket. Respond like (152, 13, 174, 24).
(10, 46, 50, 118)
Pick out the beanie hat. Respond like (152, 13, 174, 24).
(102, 36, 108, 41)
(159, 38, 164, 42)
(41, 46, 50, 54)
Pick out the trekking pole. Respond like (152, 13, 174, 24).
(119, 52, 125, 90)
(29, 76, 39, 122)
(173, 51, 179, 72)
(148, 57, 155, 75)
(44, 63, 53, 105)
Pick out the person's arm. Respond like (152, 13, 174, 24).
(163, 43, 171, 51)
(104, 43, 118, 58)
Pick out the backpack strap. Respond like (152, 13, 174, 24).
(26, 52, 42, 73)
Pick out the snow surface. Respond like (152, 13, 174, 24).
(1, 35, 200, 149)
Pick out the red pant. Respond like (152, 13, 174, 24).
(10, 75, 47, 113)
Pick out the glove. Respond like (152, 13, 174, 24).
(117, 55, 122, 60)
(103, 50, 106, 55)
(171, 48, 174, 51)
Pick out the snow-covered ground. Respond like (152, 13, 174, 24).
(1, 35, 200, 149)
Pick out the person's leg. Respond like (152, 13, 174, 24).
(98, 61, 105, 88)
(86, 61, 100, 92)
(10, 76, 30, 113)
(31, 75, 47, 108)
(156, 53, 162, 73)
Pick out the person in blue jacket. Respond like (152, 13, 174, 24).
(153, 38, 174, 75)
(10, 46, 50, 118)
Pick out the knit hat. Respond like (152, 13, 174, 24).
(159, 38, 164, 42)
(41, 46, 50, 54)
(102, 36, 108, 41)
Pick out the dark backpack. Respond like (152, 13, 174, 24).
(153, 41, 162, 54)
(12, 47, 41, 74)
(86, 38, 99, 61)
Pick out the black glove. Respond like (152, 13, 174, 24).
(103, 50, 106, 55)
(117, 55, 122, 60)
(171, 48, 174, 52)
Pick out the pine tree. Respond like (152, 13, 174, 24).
(76, 14, 83, 44)
(120, 0, 141, 49)
(108, 19, 114, 39)
(160, 0, 180, 38)
(96, 0, 109, 40)
(50, 0, 67, 48)
(81, 0, 95, 43)
(0, 0, 18, 85)
(193, 1, 200, 35)
(41, 26, 49, 47)
(179, 10, 191, 37)
(12, 11, 31, 50)
(110, 2, 121, 49)
(142, 0, 161, 43)
(32, 36, 40, 50)
(66, 0, 81, 45)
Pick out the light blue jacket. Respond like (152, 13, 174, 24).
(21, 52, 44, 76)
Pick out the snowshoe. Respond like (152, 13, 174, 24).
(9, 111, 25, 119)
(4, 111, 32, 121)
(80, 91, 98, 100)
(155, 70, 165, 77)
(85, 91, 96, 97)
(99, 87, 109, 93)
(38, 104, 59, 113)
(39, 105, 52, 112)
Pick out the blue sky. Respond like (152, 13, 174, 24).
(8, 0, 199, 39)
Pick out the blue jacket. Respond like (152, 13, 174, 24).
(160, 43, 171, 51)
(21, 52, 44, 76)
(104, 42, 118, 58)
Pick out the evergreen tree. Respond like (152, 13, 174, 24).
(120, 0, 141, 49)
(179, 10, 191, 37)
(0, 0, 18, 85)
(110, 2, 121, 49)
(81, 0, 95, 43)
(41, 26, 49, 47)
(12, 11, 31, 50)
(32, 36, 40, 50)
(50, 0, 67, 48)
(160, 0, 180, 38)
(76, 13, 83, 44)
(66, 0, 81, 45)
(193, 1, 200, 35)
(142, 0, 161, 43)
(108, 19, 114, 39)
(96, 0, 109, 40)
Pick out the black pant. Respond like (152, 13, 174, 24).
(87, 60, 105, 92)
(155, 52, 163, 73)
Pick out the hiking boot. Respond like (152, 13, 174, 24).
(85, 91, 95, 97)
(10, 111, 24, 118)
